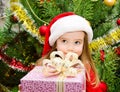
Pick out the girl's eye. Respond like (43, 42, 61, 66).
(75, 41, 80, 45)
(62, 40, 67, 43)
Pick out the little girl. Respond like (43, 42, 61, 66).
(36, 12, 107, 92)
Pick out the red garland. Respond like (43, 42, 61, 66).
(100, 50, 105, 62)
(0, 48, 35, 72)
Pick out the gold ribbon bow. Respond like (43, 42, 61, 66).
(42, 51, 84, 77)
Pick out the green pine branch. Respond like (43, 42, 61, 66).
(73, 0, 94, 20)
(93, 47, 120, 92)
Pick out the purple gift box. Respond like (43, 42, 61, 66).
(20, 66, 86, 92)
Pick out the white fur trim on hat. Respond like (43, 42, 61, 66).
(49, 15, 93, 46)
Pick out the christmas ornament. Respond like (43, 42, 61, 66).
(100, 81, 108, 92)
(103, 0, 116, 7)
(116, 18, 120, 25)
(100, 50, 105, 62)
(114, 46, 120, 56)
(39, 25, 48, 36)
(10, 15, 18, 23)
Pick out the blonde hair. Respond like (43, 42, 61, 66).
(36, 32, 100, 86)
(81, 33, 100, 86)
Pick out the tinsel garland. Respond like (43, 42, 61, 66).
(0, 46, 34, 72)
(10, 1, 44, 44)
(89, 28, 120, 52)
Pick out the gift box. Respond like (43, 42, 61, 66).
(20, 66, 86, 92)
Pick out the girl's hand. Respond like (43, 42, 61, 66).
(43, 64, 61, 77)
(18, 84, 21, 92)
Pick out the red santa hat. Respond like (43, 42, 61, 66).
(39, 12, 93, 56)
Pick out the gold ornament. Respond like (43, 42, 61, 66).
(104, 0, 116, 7)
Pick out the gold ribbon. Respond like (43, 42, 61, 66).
(42, 51, 85, 92)
(43, 51, 84, 77)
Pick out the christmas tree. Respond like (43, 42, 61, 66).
(0, 0, 120, 92)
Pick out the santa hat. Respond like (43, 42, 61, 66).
(39, 12, 93, 56)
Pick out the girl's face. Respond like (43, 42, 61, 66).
(56, 31, 85, 57)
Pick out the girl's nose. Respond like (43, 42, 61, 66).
(67, 44, 74, 51)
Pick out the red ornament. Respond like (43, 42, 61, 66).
(10, 15, 18, 23)
(100, 50, 105, 62)
(114, 46, 120, 56)
(117, 18, 120, 25)
(39, 25, 48, 36)
(100, 81, 108, 92)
